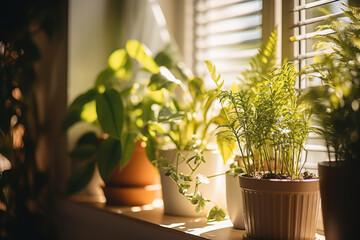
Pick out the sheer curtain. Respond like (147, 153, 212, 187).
(121, 0, 172, 55)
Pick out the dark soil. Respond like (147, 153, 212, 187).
(245, 171, 318, 180)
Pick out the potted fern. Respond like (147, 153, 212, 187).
(63, 40, 161, 205)
(208, 29, 320, 239)
(305, 4, 360, 239)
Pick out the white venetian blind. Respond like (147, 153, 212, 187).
(291, 0, 348, 88)
(193, 0, 263, 86)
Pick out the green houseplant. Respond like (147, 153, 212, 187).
(305, 4, 360, 239)
(63, 40, 162, 204)
(144, 47, 229, 221)
(209, 29, 320, 239)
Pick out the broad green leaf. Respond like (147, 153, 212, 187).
(149, 73, 178, 91)
(126, 39, 159, 74)
(158, 107, 184, 123)
(95, 69, 116, 89)
(66, 161, 95, 195)
(76, 132, 98, 146)
(216, 131, 236, 165)
(189, 77, 205, 100)
(154, 51, 172, 68)
(69, 144, 97, 160)
(80, 100, 97, 123)
(108, 49, 132, 79)
(206, 206, 226, 222)
(120, 132, 137, 170)
(69, 132, 99, 160)
(97, 137, 122, 181)
(145, 134, 158, 166)
(62, 88, 97, 131)
(96, 88, 124, 139)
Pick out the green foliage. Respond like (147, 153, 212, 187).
(209, 29, 312, 179)
(97, 137, 122, 181)
(147, 48, 222, 151)
(239, 28, 278, 89)
(95, 88, 124, 140)
(63, 39, 162, 194)
(159, 151, 226, 221)
(305, 4, 360, 162)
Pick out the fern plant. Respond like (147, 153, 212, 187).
(305, 4, 360, 162)
(208, 29, 313, 179)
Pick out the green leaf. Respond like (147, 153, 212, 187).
(69, 144, 98, 160)
(204, 60, 224, 89)
(80, 100, 98, 123)
(126, 39, 159, 74)
(96, 88, 124, 139)
(66, 161, 95, 195)
(154, 51, 173, 68)
(145, 134, 158, 165)
(207, 206, 226, 222)
(120, 132, 137, 170)
(158, 107, 184, 123)
(62, 88, 97, 131)
(189, 77, 205, 100)
(97, 137, 122, 182)
(95, 69, 116, 89)
(77, 132, 98, 145)
(149, 72, 179, 91)
(216, 131, 236, 165)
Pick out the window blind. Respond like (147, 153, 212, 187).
(290, 0, 348, 169)
(291, 0, 347, 88)
(193, 0, 263, 86)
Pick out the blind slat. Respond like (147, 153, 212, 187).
(292, 0, 338, 12)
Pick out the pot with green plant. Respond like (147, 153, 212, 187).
(210, 28, 279, 230)
(208, 42, 320, 239)
(304, 4, 360, 239)
(141, 46, 229, 220)
(63, 40, 162, 205)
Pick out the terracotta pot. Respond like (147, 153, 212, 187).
(226, 174, 245, 229)
(159, 149, 226, 217)
(318, 161, 360, 240)
(103, 141, 160, 205)
(239, 175, 320, 240)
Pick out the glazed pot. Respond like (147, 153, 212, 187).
(318, 161, 360, 240)
(226, 174, 245, 229)
(159, 149, 226, 217)
(103, 141, 160, 205)
(239, 175, 320, 240)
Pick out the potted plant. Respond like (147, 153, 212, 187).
(144, 47, 228, 220)
(63, 40, 162, 205)
(212, 29, 279, 230)
(208, 30, 320, 239)
(305, 4, 360, 239)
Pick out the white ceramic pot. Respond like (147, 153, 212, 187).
(225, 174, 245, 229)
(159, 149, 226, 217)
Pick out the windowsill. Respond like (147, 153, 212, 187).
(57, 196, 325, 240)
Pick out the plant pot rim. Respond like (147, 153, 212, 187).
(239, 174, 319, 192)
(318, 160, 355, 167)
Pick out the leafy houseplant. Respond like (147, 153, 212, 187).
(304, 4, 360, 239)
(145, 47, 229, 221)
(208, 29, 321, 239)
(63, 40, 162, 204)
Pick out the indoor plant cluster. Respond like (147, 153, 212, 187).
(64, 4, 360, 239)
